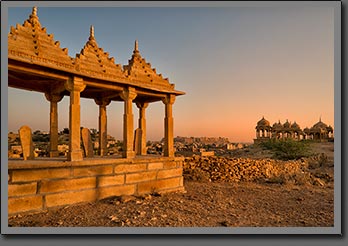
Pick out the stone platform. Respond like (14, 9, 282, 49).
(8, 156, 184, 215)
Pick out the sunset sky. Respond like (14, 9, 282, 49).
(6, 2, 336, 143)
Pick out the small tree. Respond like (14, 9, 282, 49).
(261, 139, 311, 160)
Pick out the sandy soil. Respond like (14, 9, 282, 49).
(8, 142, 335, 228)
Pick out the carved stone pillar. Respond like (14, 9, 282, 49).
(162, 94, 175, 157)
(94, 98, 111, 156)
(120, 87, 137, 158)
(136, 102, 149, 155)
(64, 77, 86, 161)
(44, 93, 63, 157)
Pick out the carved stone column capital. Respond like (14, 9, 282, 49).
(136, 102, 149, 109)
(94, 98, 111, 107)
(44, 92, 64, 103)
(64, 77, 86, 93)
(162, 94, 176, 105)
(120, 87, 137, 101)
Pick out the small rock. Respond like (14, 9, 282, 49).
(219, 221, 229, 227)
(113, 201, 121, 205)
(313, 178, 325, 187)
(143, 194, 152, 200)
(120, 195, 135, 203)
(152, 192, 162, 197)
(109, 215, 120, 222)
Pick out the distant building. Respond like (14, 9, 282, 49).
(254, 117, 334, 143)
(199, 151, 215, 157)
(174, 136, 229, 145)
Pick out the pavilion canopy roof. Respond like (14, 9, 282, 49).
(8, 7, 185, 103)
(75, 25, 126, 82)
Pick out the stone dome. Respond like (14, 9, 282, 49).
(312, 120, 328, 130)
(272, 121, 282, 130)
(257, 117, 270, 127)
(283, 120, 291, 128)
(291, 121, 301, 129)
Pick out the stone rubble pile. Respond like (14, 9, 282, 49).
(183, 155, 332, 186)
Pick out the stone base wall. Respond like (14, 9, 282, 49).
(8, 157, 184, 215)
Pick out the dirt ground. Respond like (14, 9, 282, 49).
(8, 142, 335, 228)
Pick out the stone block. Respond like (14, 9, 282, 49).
(176, 161, 184, 168)
(8, 196, 43, 214)
(163, 161, 177, 169)
(40, 177, 96, 193)
(114, 164, 147, 174)
(98, 175, 124, 187)
(157, 168, 182, 179)
(147, 162, 163, 170)
(179, 176, 184, 186)
(137, 177, 181, 194)
(8, 182, 37, 197)
(81, 127, 94, 158)
(73, 165, 113, 177)
(98, 184, 136, 200)
(12, 168, 71, 182)
(125, 171, 157, 184)
(45, 189, 97, 208)
(18, 125, 34, 160)
(134, 128, 141, 155)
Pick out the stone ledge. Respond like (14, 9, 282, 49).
(8, 156, 184, 170)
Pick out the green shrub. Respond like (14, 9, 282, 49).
(261, 139, 311, 160)
(260, 138, 277, 150)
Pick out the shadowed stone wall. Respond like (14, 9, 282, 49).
(8, 157, 184, 215)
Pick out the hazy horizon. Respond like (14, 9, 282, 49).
(7, 4, 335, 142)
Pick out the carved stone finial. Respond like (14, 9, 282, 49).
(133, 40, 141, 57)
(28, 6, 40, 27)
(87, 25, 97, 46)
(90, 25, 94, 39)
(32, 6, 37, 16)
(135, 40, 138, 51)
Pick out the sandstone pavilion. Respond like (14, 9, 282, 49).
(254, 116, 334, 144)
(7, 7, 185, 215)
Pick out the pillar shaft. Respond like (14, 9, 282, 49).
(95, 98, 111, 156)
(99, 105, 107, 156)
(64, 77, 86, 161)
(45, 93, 63, 157)
(136, 102, 149, 155)
(162, 95, 175, 157)
(120, 87, 137, 158)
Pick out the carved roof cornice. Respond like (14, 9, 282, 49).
(8, 7, 185, 96)
(74, 26, 127, 81)
(123, 40, 175, 90)
(8, 7, 75, 71)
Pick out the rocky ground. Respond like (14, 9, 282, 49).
(8, 142, 334, 228)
